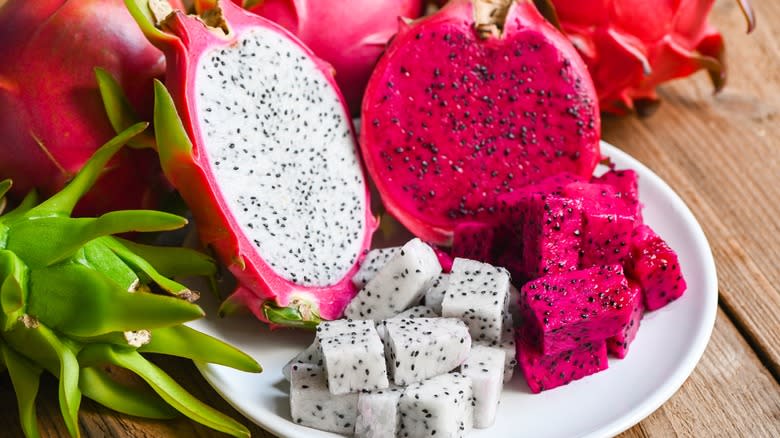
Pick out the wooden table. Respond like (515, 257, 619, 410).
(2, 0, 779, 436)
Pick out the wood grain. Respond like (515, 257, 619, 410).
(1, 0, 779, 437)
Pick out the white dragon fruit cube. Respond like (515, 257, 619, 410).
(355, 386, 403, 438)
(460, 345, 506, 428)
(442, 258, 511, 344)
(384, 317, 471, 386)
(352, 247, 400, 288)
(319, 321, 389, 395)
(424, 273, 450, 314)
(398, 373, 474, 438)
(345, 238, 442, 321)
(289, 363, 358, 434)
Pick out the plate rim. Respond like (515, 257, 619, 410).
(194, 140, 719, 438)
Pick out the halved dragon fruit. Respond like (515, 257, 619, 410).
(126, 0, 376, 327)
(460, 344, 505, 428)
(384, 317, 471, 386)
(424, 273, 450, 314)
(398, 373, 474, 438)
(627, 225, 687, 311)
(345, 238, 441, 320)
(442, 258, 511, 344)
(517, 340, 608, 393)
(360, 0, 600, 246)
(289, 363, 358, 434)
(319, 321, 389, 395)
(563, 181, 636, 267)
(519, 265, 633, 355)
(351, 247, 400, 288)
(355, 387, 403, 438)
(607, 281, 644, 359)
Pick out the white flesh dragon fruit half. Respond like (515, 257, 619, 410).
(345, 238, 441, 320)
(398, 373, 474, 438)
(383, 317, 471, 386)
(128, 0, 377, 327)
(460, 345, 505, 428)
(289, 363, 358, 434)
(442, 258, 511, 344)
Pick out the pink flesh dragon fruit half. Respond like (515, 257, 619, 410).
(126, 0, 376, 327)
(360, 0, 601, 246)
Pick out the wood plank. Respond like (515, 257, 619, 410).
(618, 309, 780, 437)
(601, 0, 780, 377)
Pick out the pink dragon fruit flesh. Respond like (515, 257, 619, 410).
(451, 222, 497, 263)
(627, 224, 687, 311)
(519, 265, 633, 355)
(517, 339, 608, 393)
(125, 0, 377, 327)
(593, 168, 643, 222)
(360, 0, 600, 246)
(607, 280, 644, 359)
(563, 181, 636, 268)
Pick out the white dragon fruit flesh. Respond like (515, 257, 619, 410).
(317, 320, 388, 394)
(398, 373, 475, 438)
(442, 258, 511, 344)
(384, 317, 471, 386)
(351, 247, 400, 288)
(395, 305, 438, 319)
(460, 344, 505, 428)
(282, 341, 321, 381)
(424, 273, 450, 315)
(289, 363, 358, 434)
(345, 238, 442, 320)
(355, 387, 404, 438)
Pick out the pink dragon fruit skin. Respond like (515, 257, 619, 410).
(593, 169, 643, 222)
(627, 225, 687, 311)
(127, 0, 377, 327)
(563, 181, 636, 267)
(519, 265, 633, 355)
(607, 280, 644, 358)
(360, 0, 601, 246)
(516, 339, 608, 393)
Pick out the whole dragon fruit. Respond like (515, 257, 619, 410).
(125, 0, 376, 327)
(222, 0, 426, 114)
(550, 0, 756, 114)
(361, 0, 600, 246)
(0, 0, 182, 215)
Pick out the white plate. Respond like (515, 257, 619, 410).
(188, 141, 718, 438)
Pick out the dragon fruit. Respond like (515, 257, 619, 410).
(395, 305, 438, 319)
(126, 0, 377, 327)
(282, 341, 320, 381)
(289, 363, 358, 434)
(424, 273, 450, 314)
(517, 339, 608, 393)
(352, 247, 400, 288)
(345, 238, 441, 320)
(519, 265, 633, 355)
(224, 0, 426, 114)
(360, 0, 600, 246)
(550, 0, 756, 114)
(355, 387, 404, 438)
(0, 0, 178, 215)
(319, 322, 389, 395)
(398, 373, 474, 438)
(460, 345, 505, 428)
(563, 181, 636, 267)
(593, 168, 642, 222)
(627, 225, 687, 311)
(383, 317, 471, 386)
(607, 281, 644, 358)
(442, 258, 511, 344)
(451, 222, 496, 263)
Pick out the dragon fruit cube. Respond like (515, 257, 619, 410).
(355, 387, 404, 438)
(517, 339, 608, 393)
(460, 345, 505, 428)
(398, 373, 474, 438)
(607, 281, 644, 358)
(519, 265, 633, 355)
(319, 321, 389, 394)
(442, 258, 511, 344)
(352, 247, 400, 288)
(627, 225, 687, 311)
(289, 363, 358, 434)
